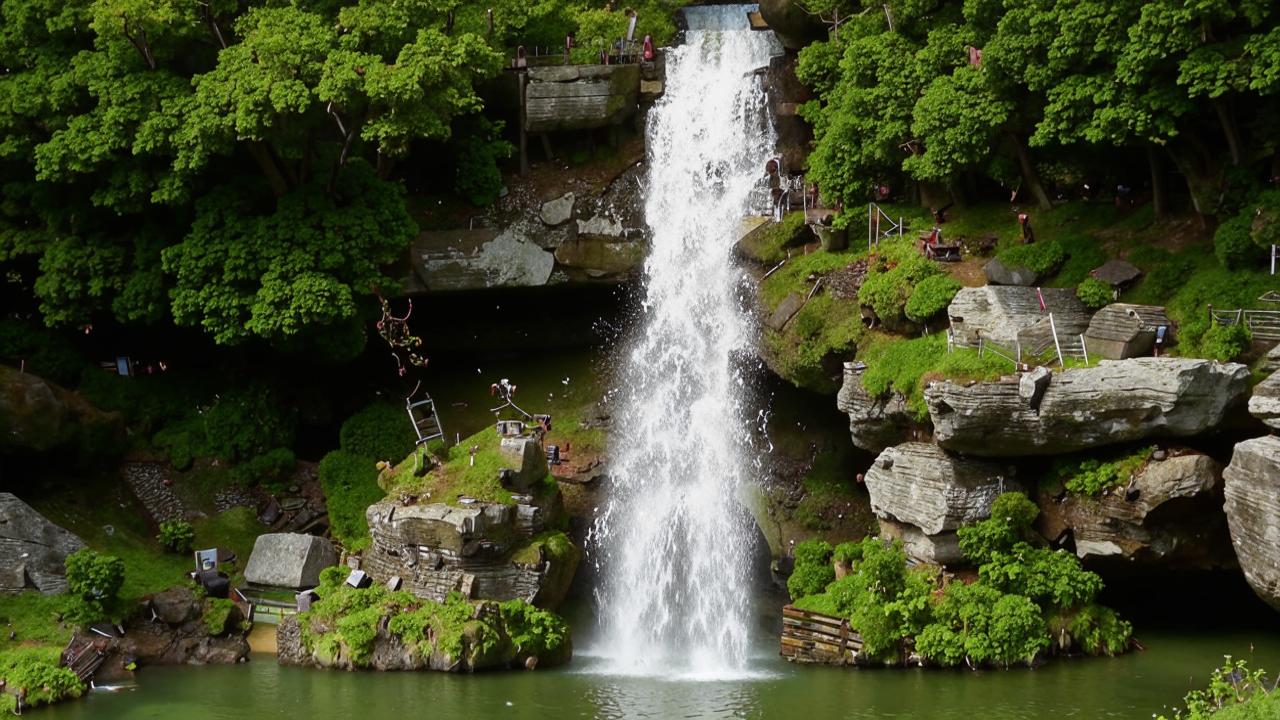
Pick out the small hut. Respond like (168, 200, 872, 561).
(1083, 303, 1173, 359)
(1089, 259, 1143, 291)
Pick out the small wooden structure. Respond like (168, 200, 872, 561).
(780, 605, 862, 665)
(406, 395, 445, 447)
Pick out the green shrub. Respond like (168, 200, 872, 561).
(997, 239, 1065, 275)
(787, 539, 834, 601)
(1067, 603, 1132, 656)
(154, 426, 195, 470)
(956, 492, 1040, 565)
(858, 255, 942, 327)
(1158, 657, 1276, 719)
(905, 275, 961, 322)
(1200, 323, 1251, 362)
(317, 450, 385, 551)
(339, 403, 417, 462)
(1215, 213, 1262, 270)
(500, 599, 571, 658)
(64, 549, 126, 623)
(453, 119, 513, 207)
(157, 520, 195, 554)
(235, 447, 296, 491)
(199, 386, 296, 462)
(1075, 277, 1112, 309)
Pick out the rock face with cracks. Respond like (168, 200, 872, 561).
(1223, 436, 1280, 611)
(925, 358, 1250, 457)
(0, 493, 86, 594)
(836, 363, 915, 453)
(863, 443, 1017, 564)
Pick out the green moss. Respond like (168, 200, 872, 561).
(761, 246, 868, 310)
(1049, 446, 1154, 496)
(905, 275, 961, 322)
(996, 239, 1066, 275)
(858, 333, 1011, 419)
(202, 597, 236, 636)
(739, 212, 811, 265)
(0, 647, 83, 712)
(764, 291, 864, 394)
(510, 531, 575, 565)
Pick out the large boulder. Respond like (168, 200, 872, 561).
(836, 363, 915, 453)
(363, 499, 578, 608)
(0, 493, 86, 594)
(863, 443, 1016, 564)
(1037, 451, 1231, 568)
(947, 285, 1090, 354)
(1248, 370, 1280, 431)
(926, 358, 1251, 457)
(243, 533, 337, 589)
(756, 0, 829, 51)
(982, 257, 1038, 286)
(0, 365, 123, 455)
(1223, 436, 1280, 611)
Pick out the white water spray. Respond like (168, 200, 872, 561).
(591, 6, 781, 678)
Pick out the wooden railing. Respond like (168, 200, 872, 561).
(780, 605, 862, 665)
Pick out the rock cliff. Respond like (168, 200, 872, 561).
(1223, 436, 1280, 611)
(0, 493, 86, 594)
(925, 358, 1250, 456)
(836, 363, 916, 453)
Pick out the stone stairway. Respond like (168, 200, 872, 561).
(122, 462, 187, 523)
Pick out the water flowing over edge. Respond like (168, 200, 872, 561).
(587, 5, 782, 680)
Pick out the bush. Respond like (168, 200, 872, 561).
(1075, 277, 1112, 309)
(64, 549, 126, 623)
(235, 447, 296, 491)
(904, 275, 961, 322)
(1158, 657, 1276, 719)
(0, 648, 83, 711)
(1215, 213, 1262, 270)
(956, 492, 1040, 565)
(157, 520, 195, 554)
(997, 239, 1065, 275)
(453, 119, 513, 207)
(858, 255, 942, 328)
(787, 539, 834, 601)
(317, 450, 385, 551)
(1200, 323, 1251, 362)
(1053, 446, 1151, 496)
(339, 403, 417, 461)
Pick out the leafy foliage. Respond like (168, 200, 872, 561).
(997, 240, 1066, 276)
(339, 402, 417, 462)
(317, 450, 383, 551)
(64, 549, 126, 624)
(0, 648, 83, 712)
(904, 275, 961, 323)
(202, 597, 237, 636)
(1200, 323, 1252, 362)
(157, 520, 195, 555)
(1215, 213, 1263, 270)
(787, 539, 834, 601)
(1158, 658, 1277, 720)
(1075, 277, 1113, 309)
(1052, 446, 1152, 496)
(858, 254, 943, 329)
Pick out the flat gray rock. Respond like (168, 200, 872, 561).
(244, 533, 336, 589)
(0, 493, 86, 594)
(1223, 436, 1280, 611)
(539, 193, 575, 226)
(1249, 370, 1280, 431)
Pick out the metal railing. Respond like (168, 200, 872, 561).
(1209, 306, 1280, 341)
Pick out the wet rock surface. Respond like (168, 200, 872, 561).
(925, 358, 1250, 456)
(1223, 435, 1280, 611)
(0, 493, 86, 594)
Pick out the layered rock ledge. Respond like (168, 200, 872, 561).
(924, 358, 1250, 457)
(1223, 435, 1280, 611)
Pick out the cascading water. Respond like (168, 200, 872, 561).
(591, 5, 782, 678)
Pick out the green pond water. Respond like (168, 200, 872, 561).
(40, 627, 1280, 719)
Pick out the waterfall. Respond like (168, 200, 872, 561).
(591, 5, 781, 678)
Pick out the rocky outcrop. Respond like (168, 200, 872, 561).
(763, 54, 814, 172)
(0, 493, 86, 594)
(926, 358, 1251, 457)
(876, 517, 964, 565)
(244, 534, 337, 589)
(1249, 370, 1280, 431)
(362, 499, 579, 608)
(1223, 436, 1280, 611)
(863, 443, 1016, 563)
(836, 363, 915, 453)
(0, 365, 123, 455)
(92, 586, 250, 680)
(1037, 451, 1231, 568)
(757, 0, 829, 51)
(982, 257, 1038, 286)
(539, 193, 575, 226)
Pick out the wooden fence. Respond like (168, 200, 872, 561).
(780, 605, 862, 665)
(1209, 306, 1280, 341)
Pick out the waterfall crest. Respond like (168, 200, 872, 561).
(591, 5, 781, 678)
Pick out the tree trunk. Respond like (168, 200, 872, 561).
(1009, 133, 1051, 210)
(1166, 143, 1217, 227)
(1211, 97, 1242, 166)
(1146, 144, 1166, 220)
(246, 142, 290, 197)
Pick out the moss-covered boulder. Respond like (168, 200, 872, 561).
(0, 365, 123, 456)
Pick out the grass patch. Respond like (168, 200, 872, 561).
(318, 450, 384, 552)
(857, 333, 1012, 419)
(761, 246, 868, 310)
(765, 291, 865, 394)
(739, 211, 811, 265)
